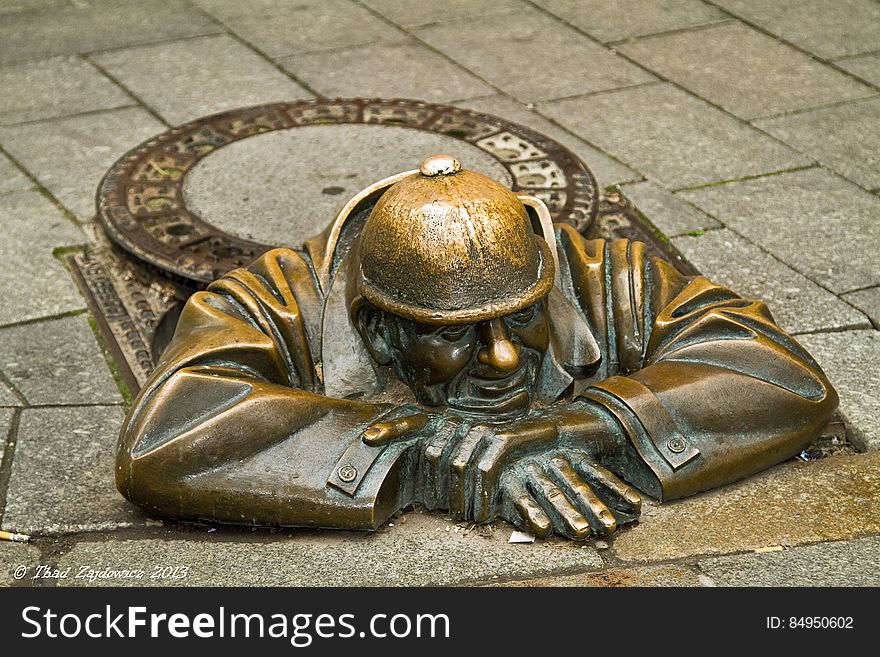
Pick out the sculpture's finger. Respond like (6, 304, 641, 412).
(504, 477, 552, 539)
(569, 455, 642, 522)
(526, 463, 592, 540)
(362, 413, 429, 446)
(549, 456, 617, 535)
(421, 421, 469, 510)
(471, 419, 559, 523)
(448, 425, 491, 520)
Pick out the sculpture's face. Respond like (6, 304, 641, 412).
(382, 301, 550, 417)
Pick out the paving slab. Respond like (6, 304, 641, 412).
(0, 315, 122, 407)
(1, 406, 144, 535)
(55, 514, 603, 586)
(460, 95, 640, 188)
(836, 54, 880, 87)
(611, 451, 880, 563)
(698, 536, 880, 586)
(797, 330, 880, 452)
(672, 229, 870, 334)
(539, 83, 811, 188)
(279, 41, 493, 104)
(0, 56, 131, 126)
(620, 181, 720, 236)
(0, 383, 22, 408)
(679, 168, 880, 294)
(842, 287, 880, 328)
(91, 35, 312, 127)
(0, 0, 221, 66)
(755, 98, 880, 192)
(0, 152, 32, 195)
(0, 407, 12, 449)
(0, 107, 165, 221)
(532, 0, 727, 43)
(1, 541, 40, 587)
(618, 23, 875, 120)
(192, 0, 409, 58)
(493, 564, 703, 587)
(415, 8, 655, 103)
(712, 0, 880, 60)
(360, 0, 523, 28)
(182, 124, 512, 246)
(0, 190, 85, 326)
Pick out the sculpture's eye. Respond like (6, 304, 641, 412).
(508, 304, 536, 326)
(438, 324, 471, 342)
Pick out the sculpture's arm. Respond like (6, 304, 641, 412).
(116, 249, 418, 529)
(560, 227, 838, 501)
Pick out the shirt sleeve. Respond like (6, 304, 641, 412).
(556, 225, 838, 500)
(116, 248, 412, 529)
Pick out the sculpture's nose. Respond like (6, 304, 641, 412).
(477, 318, 520, 373)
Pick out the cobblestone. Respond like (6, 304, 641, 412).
(841, 287, 880, 328)
(415, 7, 655, 103)
(92, 35, 312, 126)
(0, 314, 122, 406)
(836, 54, 880, 87)
(279, 42, 492, 104)
(192, 0, 409, 58)
(797, 330, 880, 451)
(618, 23, 874, 120)
(679, 168, 880, 294)
(1, 406, 144, 535)
(540, 83, 810, 188)
(756, 98, 880, 191)
(0, 384, 21, 408)
(531, 0, 726, 43)
(360, 0, 522, 28)
(0, 152, 32, 195)
(612, 452, 880, 562)
(55, 513, 603, 587)
(0, 56, 131, 126)
(712, 0, 880, 60)
(0, 190, 85, 326)
(672, 228, 869, 334)
(0, 542, 40, 587)
(698, 537, 880, 586)
(0, 107, 165, 221)
(0, 0, 221, 66)
(620, 181, 719, 236)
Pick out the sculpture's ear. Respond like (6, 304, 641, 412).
(352, 298, 394, 366)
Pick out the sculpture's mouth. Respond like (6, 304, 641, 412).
(469, 367, 530, 396)
(447, 355, 538, 419)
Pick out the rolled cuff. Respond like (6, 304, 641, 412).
(582, 376, 700, 501)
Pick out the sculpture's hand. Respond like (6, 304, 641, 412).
(501, 452, 642, 540)
(448, 417, 559, 522)
(450, 400, 624, 523)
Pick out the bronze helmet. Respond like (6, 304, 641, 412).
(356, 154, 556, 325)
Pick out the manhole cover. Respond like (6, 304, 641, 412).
(97, 98, 599, 285)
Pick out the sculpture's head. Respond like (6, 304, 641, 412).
(352, 154, 556, 418)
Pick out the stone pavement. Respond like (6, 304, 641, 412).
(1, 0, 878, 587)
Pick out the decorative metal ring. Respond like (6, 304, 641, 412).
(97, 98, 599, 286)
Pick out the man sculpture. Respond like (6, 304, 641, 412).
(117, 154, 837, 540)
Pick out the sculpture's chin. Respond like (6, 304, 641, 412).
(448, 389, 532, 421)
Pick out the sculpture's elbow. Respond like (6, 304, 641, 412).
(814, 367, 839, 423)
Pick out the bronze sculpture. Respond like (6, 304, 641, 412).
(116, 154, 838, 540)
